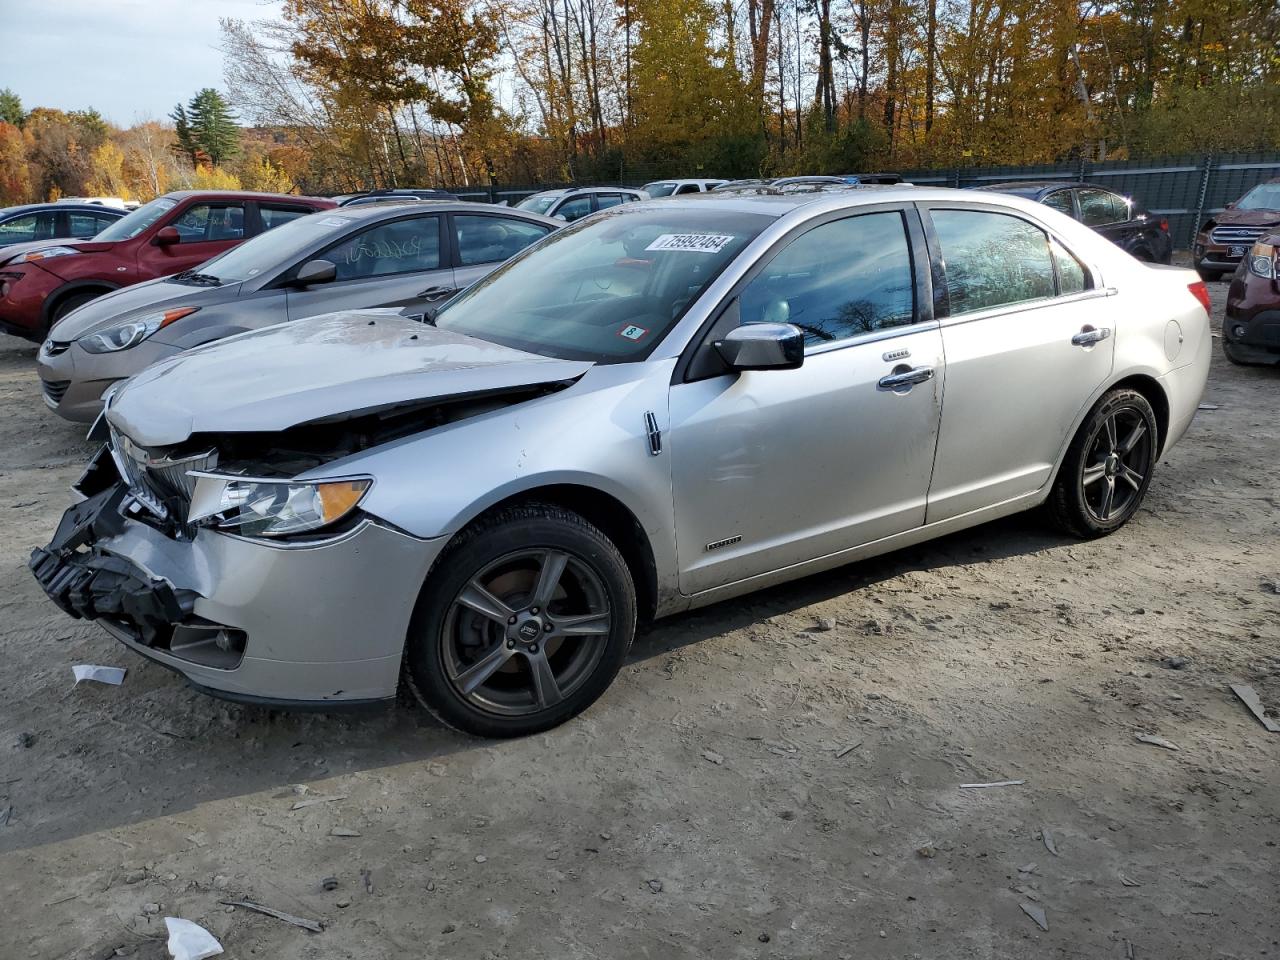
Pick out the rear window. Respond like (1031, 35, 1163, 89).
(932, 209, 1056, 316)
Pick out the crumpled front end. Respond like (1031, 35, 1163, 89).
(30, 436, 445, 708)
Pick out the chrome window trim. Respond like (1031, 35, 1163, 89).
(803, 319, 942, 357)
(934, 288, 1112, 330)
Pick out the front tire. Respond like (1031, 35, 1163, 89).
(50, 291, 102, 325)
(1047, 389, 1158, 539)
(404, 503, 636, 737)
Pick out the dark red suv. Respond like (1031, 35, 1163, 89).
(0, 190, 335, 340)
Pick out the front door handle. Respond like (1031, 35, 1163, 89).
(878, 365, 934, 391)
(1071, 325, 1112, 346)
(418, 285, 457, 301)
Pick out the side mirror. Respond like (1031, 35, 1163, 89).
(714, 323, 804, 371)
(154, 226, 181, 246)
(553, 213, 568, 221)
(293, 259, 337, 287)
(1225, 201, 1236, 209)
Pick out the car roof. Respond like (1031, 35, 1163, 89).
(610, 185, 1052, 218)
(974, 180, 1077, 196)
(0, 202, 127, 217)
(157, 190, 332, 203)
(310, 200, 561, 224)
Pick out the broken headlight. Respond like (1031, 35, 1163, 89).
(188, 475, 371, 538)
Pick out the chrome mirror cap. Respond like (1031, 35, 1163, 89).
(714, 322, 805, 371)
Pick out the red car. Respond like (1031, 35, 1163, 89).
(0, 190, 335, 340)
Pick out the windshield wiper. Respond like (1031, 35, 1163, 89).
(172, 270, 223, 286)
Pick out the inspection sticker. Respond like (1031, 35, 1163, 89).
(645, 233, 734, 253)
(618, 324, 649, 341)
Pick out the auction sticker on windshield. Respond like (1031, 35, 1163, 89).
(645, 234, 734, 253)
(618, 324, 649, 340)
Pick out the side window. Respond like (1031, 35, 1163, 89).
(1078, 189, 1124, 227)
(1042, 191, 1075, 217)
(676, 184, 701, 195)
(738, 211, 916, 346)
(324, 216, 441, 281)
(93, 213, 120, 233)
(932, 209, 1056, 315)
(69, 213, 103, 237)
(0, 214, 37, 244)
(35, 212, 60, 240)
(556, 196, 593, 221)
(260, 205, 312, 231)
(595, 194, 624, 211)
(455, 215, 550, 266)
(172, 204, 246, 242)
(1051, 237, 1090, 295)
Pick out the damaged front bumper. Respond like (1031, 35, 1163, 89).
(31, 452, 445, 709)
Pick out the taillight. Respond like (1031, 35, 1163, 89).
(1158, 217, 1169, 232)
(1188, 280, 1211, 314)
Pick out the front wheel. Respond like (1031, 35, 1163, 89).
(404, 503, 636, 737)
(1047, 389, 1158, 539)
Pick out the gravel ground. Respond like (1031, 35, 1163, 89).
(0, 274, 1277, 960)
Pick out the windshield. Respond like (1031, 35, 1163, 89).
(515, 193, 559, 215)
(178, 211, 353, 283)
(93, 197, 178, 241)
(1237, 183, 1280, 211)
(436, 207, 773, 363)
(644, 182, 677, 198)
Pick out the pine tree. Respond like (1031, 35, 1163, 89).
(170, 90, 241, 167)
(0, 88, 23, 127)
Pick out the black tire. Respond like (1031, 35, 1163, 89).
(1047, 388, 1159, 539)
(1196, 266, 1224, 283)
(404, 503, 636, 737)
(50, 291, 102, 324)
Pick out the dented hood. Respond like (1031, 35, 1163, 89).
(105, 311, 593, 447)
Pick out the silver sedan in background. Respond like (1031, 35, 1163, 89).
(37, 202, 559, 421)
(31, 188, 1211, 737)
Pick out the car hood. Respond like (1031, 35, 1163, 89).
(48, 276, 241, 342)
(105, 311, 594, 447)
(1212, 208, 1280, 227)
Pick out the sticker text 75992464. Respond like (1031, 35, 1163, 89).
(644, 234, 735, 254)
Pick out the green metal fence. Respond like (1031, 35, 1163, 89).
(442, 152, 1280, 250)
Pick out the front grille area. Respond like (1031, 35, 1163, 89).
(1210, 225, 1268, 245)
(41, 379, 70, 404)
(108, 425, 217, 519)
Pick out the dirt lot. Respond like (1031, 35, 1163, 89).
(1, 276, 1277, 960)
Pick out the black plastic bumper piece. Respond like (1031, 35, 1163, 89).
(29, 484, 196, 644)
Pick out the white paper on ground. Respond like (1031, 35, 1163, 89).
(71, 665, 127, 685)
(165, 917, 223, 960)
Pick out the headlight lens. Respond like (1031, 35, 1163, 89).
(12, 245, 80, 263)
(193, 477, 371, 538)
(79, 307, 198, 353)
(1246, 242, 1277, 280)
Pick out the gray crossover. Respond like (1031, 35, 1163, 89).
(38, 201, 559, 421)
(32, 188, 1211, 737)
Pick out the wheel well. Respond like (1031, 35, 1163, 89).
(1110, 374, 1169, 456)
(462, 485, 659, 622)
(45, 284, 115, 327)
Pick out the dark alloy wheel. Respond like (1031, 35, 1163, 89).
(405, 504, 636, 737)
(1048, 388, 1158, 539)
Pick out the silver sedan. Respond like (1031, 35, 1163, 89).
(32, 187, 1211, 737)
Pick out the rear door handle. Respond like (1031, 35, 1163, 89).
(418, 285, 457, 300)
(878, 365, 934, 390)
(1071, 325, 1111, 346)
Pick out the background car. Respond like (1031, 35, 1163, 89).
(641, 179, 726, 197)
(1222, 233, 1280, 365)
(1194, 179, 1280, 281)
(33, 188, 1210, 737)
(339, 188, 460, 206)
(0, 190, 334, 339)
(837, 173, 906, 185)
(514, 186, 645, 221)
(38, 202, 560, 420)
(976, 181, 1172, 263)
(0, 203, 125, 248)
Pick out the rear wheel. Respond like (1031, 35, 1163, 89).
(404, 504, 636, 737)
(1047, 389, 1158, 539)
